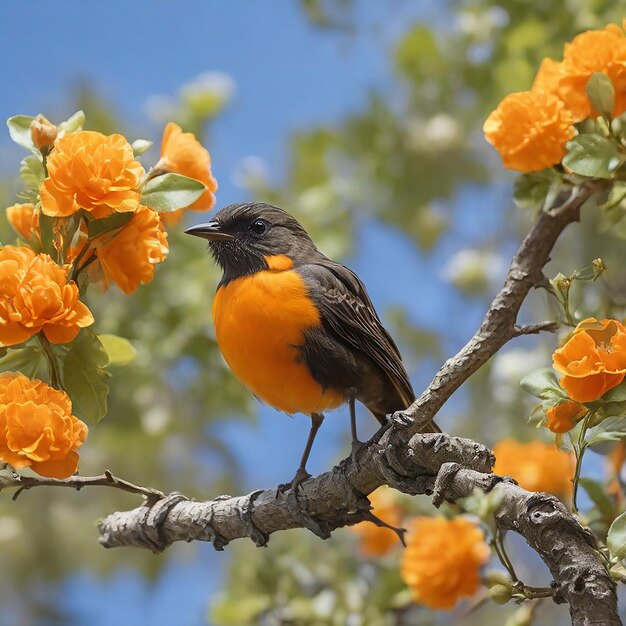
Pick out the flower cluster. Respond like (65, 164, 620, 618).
(40, 131, 145, 218)
(401, 516, 490, 610)
(0, 372, 87, 478)
(493, 438, 575, 497)
(349, 488, 491, 610)
(0, 245, 93, 346)
(484, 23, 626, 172)
(1, 110, 218, 477)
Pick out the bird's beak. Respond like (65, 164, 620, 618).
(184, 221, 235, 241)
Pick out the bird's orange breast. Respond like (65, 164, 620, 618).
(212, 256, 344, 414)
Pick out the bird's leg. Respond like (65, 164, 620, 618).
(278, 412, 325, 493)
(348, 388, 363, 464)
(277, 413, 332, 539)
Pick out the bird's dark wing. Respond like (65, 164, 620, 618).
(298, 260, 415, 408)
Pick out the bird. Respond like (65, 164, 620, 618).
(186, 202, 439, 494)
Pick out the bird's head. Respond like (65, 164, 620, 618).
(185, 202, 320, 281)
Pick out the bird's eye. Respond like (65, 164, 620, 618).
(249, 219, 268, 235)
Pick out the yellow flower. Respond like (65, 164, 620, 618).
(0, 245, 93, 346)
(401, 516, 490, 610)
(350, 486, 403, 557)
(483, 91, 576, 172)
(493, 439, 574, 497)
(6, 203, 38, 240)
(154, 122, 218, 224)
(0, 372, 88, 478)
(40, 131, 144, 219)
(96, 205, 168, 294)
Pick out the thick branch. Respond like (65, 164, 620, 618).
(99, 433, 618, 626)
(65, 182, 620, 624)
(400, 184, 597, 432)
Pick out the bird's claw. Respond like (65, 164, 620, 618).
(277, 467, 311, 495)
(390, 410, 413, 429)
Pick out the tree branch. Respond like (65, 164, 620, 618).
(0, 469, 164, 502)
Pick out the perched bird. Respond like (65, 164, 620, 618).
(186, 202, 438, 492)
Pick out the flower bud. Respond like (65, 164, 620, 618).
(592, 258, 606, 280)
(30, 114, 58, 152)
(487, 582, 513, 605)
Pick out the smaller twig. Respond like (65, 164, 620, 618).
(514, 584, 554, 600)
(2, 470, 164, 503)
(512, 321, 559, 337)
(493, 526, 519, 582)
(572, 409, 596, 516)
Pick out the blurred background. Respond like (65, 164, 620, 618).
(0, 1, 625, 624)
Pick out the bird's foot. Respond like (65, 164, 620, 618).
(276, 468, 330, 539)
(277, 467, 311, 495)
(390, 409, 414, 429)
(285, 484, 331, 540)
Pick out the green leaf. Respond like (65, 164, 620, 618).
(131, 139, 153, 156)
(587, 417, 626, 446)
(603, 383, 626, 403)
(579, 477, 615, 521)
(98, 334, 136, 365)
(87, 212, 133, 239)
(141, 173, 206, 212)
(19, 155, 45, 190)
(513, 169, 562, 211)
(62, 330, 110, 423)
(586, 72, 615, 119)
(0, 345, 46, 378)
(607, 509, 626, 560)
(598, 181, 626, 210)
(38, 212, 56, 258)
(562, 135, 622, 179)
(520, 368, 564, 400)
(7, 115, 37, 153)
(57, 110, 84, 135)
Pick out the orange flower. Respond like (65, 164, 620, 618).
(493, 439, 574, 496)
(546, 400, 586, 433)
(0, 245, 93, 346)
(401, 516, 489, 610)
(154, 122, 217, 224)
(0, 372, 87, 478)
(350, 486, 403, 557)
(558, 25, 626, 121)
(483, 91, 576, 172)
(532, 58, 563, 97)
(96, 205, 168, 294)
(6, 203, 38, 240)
(553, 318, 626, 403)
(40, 131, 144, 219)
